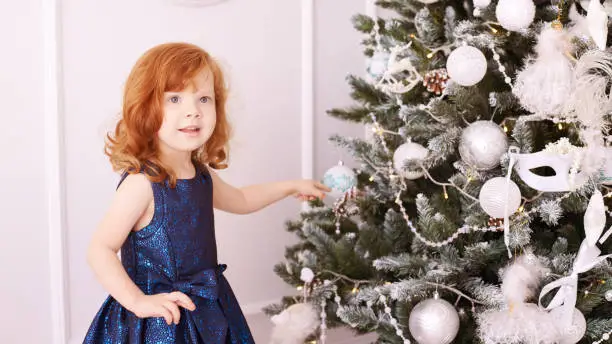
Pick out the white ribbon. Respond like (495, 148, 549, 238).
(505, 146, 521, 258)
(538, 191, 612, 327)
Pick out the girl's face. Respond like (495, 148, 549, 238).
(157, 68, 217, 156)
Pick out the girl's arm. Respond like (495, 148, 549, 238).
(86, 174, 195, 324)
(208, 169, 330, 215)
(87, 174, 153, 311)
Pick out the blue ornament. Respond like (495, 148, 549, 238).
(322, 161, 357, 198)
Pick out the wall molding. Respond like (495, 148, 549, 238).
(43, 0, 69, 343)
(301, 0, 314, 211)
(301, 0, 314, 181)
(170, 0, 229, 7)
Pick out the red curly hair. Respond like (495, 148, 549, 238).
(105, 42, 230, 186)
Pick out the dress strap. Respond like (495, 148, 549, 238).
(116, 171, 130, 190)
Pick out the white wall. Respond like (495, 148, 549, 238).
(0, 0, 374, 343)
(314, 0, 366, 179)
(0, 0, 52, 343)
(60, 1, 305, 341)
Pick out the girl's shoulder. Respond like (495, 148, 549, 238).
(116, 172, 152, 194)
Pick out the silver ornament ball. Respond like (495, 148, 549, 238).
(496, 0, 536, 31)
(408, 297, 460, 344)
(459, 121, 508, 171)
(605, 289, 612, 302)
(393, 141, 429, 180)
(479, 177, 522, 218)
(446, 46, 487, 86)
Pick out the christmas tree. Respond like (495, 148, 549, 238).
(266, 1, 612, 343)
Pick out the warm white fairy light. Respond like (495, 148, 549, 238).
(311, 275, 483, 343)
(362, 99, 578, 249)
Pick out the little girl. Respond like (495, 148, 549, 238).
(83, 42, 330, 343)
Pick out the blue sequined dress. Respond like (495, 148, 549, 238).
(83, 165, 255, 344)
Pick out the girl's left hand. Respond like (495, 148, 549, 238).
(293, 180, 331, 201)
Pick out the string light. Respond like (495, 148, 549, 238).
(360, 108, 573, 249)
(558, 123, 563, 130)
(427, 52, 434, 59)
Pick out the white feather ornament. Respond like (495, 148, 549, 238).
(478, 255, 559, 344)
(587, 0, 609, 50)
(270, 303, 321, 344)
(563, 49, 612, 129)
(513, 25, 574, 115)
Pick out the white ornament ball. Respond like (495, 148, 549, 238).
(300, 267, 314, 283)
(473, 0, 491, 8)
(367, 51, 390, 79)
(409, 297, 460, 344)
(446, 46, 487, 86)
(549, 307, 586, 344)
(479, 177, 522, 219)
(322, 162, 357, 198)
(496, 0, 536, 31)
(459, 120, 508, 170)
(393, 141, 429, 180)
(605, 289, 612, 302)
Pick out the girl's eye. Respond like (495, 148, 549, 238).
(169, 96, 180, 103)
(200, 96, 211, 103)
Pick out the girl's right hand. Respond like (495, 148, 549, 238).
(130, 291, 196, 325)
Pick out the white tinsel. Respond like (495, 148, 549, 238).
(508, 220, 533, 249)
(538, 200, 563, 225)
